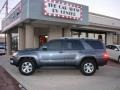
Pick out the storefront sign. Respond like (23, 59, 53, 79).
(44, 0, 82, 20)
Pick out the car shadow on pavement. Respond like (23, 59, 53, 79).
(35, 67, 83, 76)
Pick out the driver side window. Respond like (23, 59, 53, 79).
(45, 40, 62, 51)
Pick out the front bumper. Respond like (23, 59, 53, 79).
(10, 57, 19, 66)
(0, 52, 5, 55)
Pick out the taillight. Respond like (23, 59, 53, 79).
(103, 52, 109, 60)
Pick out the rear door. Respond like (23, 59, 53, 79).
(110, 45, 120, 61)
(63, 40, 84, 65)
(106, 45, 113, 59)
(106, 45, 119, 61)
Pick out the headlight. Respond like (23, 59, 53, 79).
(13, 52, 18, 56)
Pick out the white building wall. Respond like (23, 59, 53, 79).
(25, 24, 34, 48)
(6, 33, 12, 55)
(64, 28, 71, 37)
(0, 34, 5, 42)
(18, 27, 25, 50)
(89, 13, 120, 28)
(106, 33, 113, 45)
(34, 35, 39, 48)
(48, 26, 62, 41)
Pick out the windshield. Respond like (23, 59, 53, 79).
(0, 45, 5, 49)
(118, 46, 120, 50)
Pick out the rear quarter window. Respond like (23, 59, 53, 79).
(85, 40, 104, 49)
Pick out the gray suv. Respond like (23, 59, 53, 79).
(10, 38, 108, 76)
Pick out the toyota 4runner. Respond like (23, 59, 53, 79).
(10, 38, 108, 76)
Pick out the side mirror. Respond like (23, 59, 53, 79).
(42, 46, 47, 51)
(114, 48, 119, 51)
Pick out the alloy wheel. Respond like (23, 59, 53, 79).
(21, 62, 33, 74)
(83, 63, 94, 74)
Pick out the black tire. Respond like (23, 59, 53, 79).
(118, 56, 120, 64)
(19, 59, 36, 76)
(80, 59, 96, 76)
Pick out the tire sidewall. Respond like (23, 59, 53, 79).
(19, 60, 36, 76)
(80, 59, 96, 76)
(118, 56, 120, 64)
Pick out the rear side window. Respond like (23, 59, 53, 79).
(63, 40, 84, 50)
(85, 40, 104, 49)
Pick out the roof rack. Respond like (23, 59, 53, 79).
(60, 37, 87, 39)
(60, 37, 98, 40)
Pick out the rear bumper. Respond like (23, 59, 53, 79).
(10, 57, 18, 66)
(98, 59, 108, 66)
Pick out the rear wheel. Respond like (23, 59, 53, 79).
(80, 59, 96, 76)
(19, 59, 36, 76)
(118, 56, 120, 64)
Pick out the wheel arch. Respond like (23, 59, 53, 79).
(80, 56, 98, 69)
(18, 56, 38, 68)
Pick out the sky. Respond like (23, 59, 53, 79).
(0, 0, 21, 30)
(66, 0, 120, 19)
(0, 0, 120, 29)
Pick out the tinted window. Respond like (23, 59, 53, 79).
(0, 45, 5, 49)
(63, 40, 84, 50)
(111, 45, 118, 50)
(106, 45, 120, 50)
(106, 45, 111, 49)
(46, 40, 62, 50)
(85, 40, 104, 49)
(0, 47, 5, 49)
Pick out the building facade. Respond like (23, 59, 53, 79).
(1, 0, 120, 55)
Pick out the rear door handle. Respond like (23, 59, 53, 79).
(59, 51, 63, 53)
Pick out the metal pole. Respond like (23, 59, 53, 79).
(5, 0, 8, 16)
(0, 0, 8, 15)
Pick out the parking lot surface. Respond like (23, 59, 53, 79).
(0, 55, 120, 90)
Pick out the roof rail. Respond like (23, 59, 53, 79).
(60, 37, 87, 39)
(60, 37, 98, 40)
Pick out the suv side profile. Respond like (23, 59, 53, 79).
(10, 38, 108, 76)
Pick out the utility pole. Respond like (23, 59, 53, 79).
(0, 0, 8, 52)
(5, 0, 8, 16)
(0, 0, 8, 16)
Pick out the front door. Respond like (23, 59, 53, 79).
(39, 40, 65, 65)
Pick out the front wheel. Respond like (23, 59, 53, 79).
(19, 60, 36, 76)
(80, 59, 96, 76)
